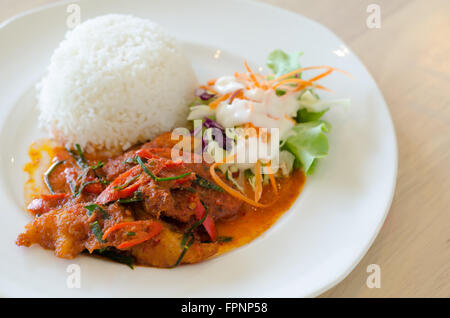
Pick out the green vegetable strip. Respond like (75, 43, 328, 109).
(91, 248, 134, 269)
(98, 178, 110, 185)
(76, 168, 88, 182)
(90, 221, 105, 243)
(118, 190, 143, 204)
(68, 145, 108, 186)
(84, 204, 109, 219)
(225, 171, 244, 193)
(75, 144, 87, 167)
(180, 207, 208, 247)
(193, 175, 223, 192)
(74, 180, 98, 197)
(174, 201, 210, 267)
(244, 169, 254, 180)
(136, 156, 192, 182)
(216, 236, 233, 243)
(123, 157, 138, 165)
(136, 156, 158, 179)
(66, 148, 80, 166)
(275, 88, 286, 96)
(69, 181, 77, 196)
(172, 236, 194, 268)
(156, 171, 192, 181)
(90, 161, 104, 170)
(44, 160, 65, 194)
(113, 173, 141, 190)
(90, 161, 108, 185)
(85, 204, 97, 216)
(66, 145, 88, 169)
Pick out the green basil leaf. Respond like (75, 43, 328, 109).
(193, 175, 223, 192)
(90, 221, 105, 243)
(84, 204, 109, 219)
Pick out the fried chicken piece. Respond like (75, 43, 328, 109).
(132, 225, 218, 268)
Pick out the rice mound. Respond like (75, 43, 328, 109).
(37, 14, 197, 151)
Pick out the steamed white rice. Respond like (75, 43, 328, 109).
(37, 14, 197, 151)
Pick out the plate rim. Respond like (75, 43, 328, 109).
(0, 0, 398, 297)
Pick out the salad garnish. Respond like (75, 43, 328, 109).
(187, 49, 351, 205)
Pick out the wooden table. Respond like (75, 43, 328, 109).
(1, 0, 449, 297)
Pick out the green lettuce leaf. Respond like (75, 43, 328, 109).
(266, 50, 303, 78)
(283, 121, 330, 174)
(295, 108, 329, 123)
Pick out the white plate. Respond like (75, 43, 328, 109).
(0, 0, 397, 297)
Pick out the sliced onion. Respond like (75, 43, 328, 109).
(195, 88, 215, 101)
(187, 106, 215, 120)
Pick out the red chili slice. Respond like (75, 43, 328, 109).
(102, 220, 162, 250)
(96, 165, 142, 204)
(194, 199, 217, 242)
(84, 183, 104, 194)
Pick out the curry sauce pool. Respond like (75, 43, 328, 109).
(215, 169, 305, 256)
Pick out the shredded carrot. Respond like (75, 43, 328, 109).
(273, 76, 332, 92)
(209, 154, 274, 208)
(284, 114, 297, 125)
(255, 73, 269, 89)
(234, 72, 250, 83)
(244, 122, 252, 129)
(254, 161, 262, 202)
(255, 73, 267, 81)
(210, 162, 269, 208)
(292, 69, 334, 93)
(244, 122, 259, 137)
(207, 79, 216, 86)
(269, 66, 351, 84)
(244, 60, 261, 88)
(265, 164, 278, 195)
(268, 66, 328, 84)
(309, 68, 333, 82)
(229, 89, 243, 103)
(293, 83, 332, 93)
(199, 85, 218, 95)
(259, 129, 271, 143)
(273, 78, 317, 89)
(209, 93, 231, 109)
